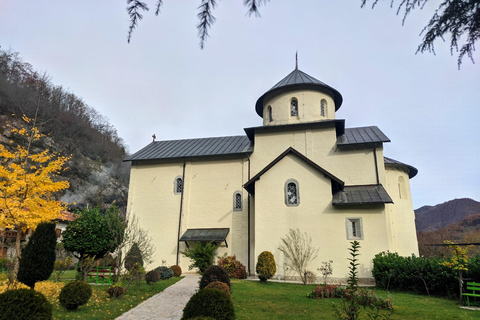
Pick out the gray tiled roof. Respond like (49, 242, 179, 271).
(332, 185, 393, 206)
(179, 228, 230, 242)
(384, 156, 418, 178)
(255, 68, 343, 117)
(337, 126, 390, 146)
(125, 135, 252, 161)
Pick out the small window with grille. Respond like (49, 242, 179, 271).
(233, 191, 242, 211)
(346, 218, 363, 240)
(284, 179, 300, 206)
(290, 99, 298, 117)
(321, 99, 327, 117)
(268, 106, 273, 122)
(174, 176, 183, 194)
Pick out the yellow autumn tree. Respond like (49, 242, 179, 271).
(0, 115, 70, 274)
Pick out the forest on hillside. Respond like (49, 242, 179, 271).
(0, 47, 129, 210)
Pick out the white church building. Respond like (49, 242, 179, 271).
(125, 66, 419, 282)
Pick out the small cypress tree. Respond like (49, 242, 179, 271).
(124, 242, 143, 271)
(17, 222, 57, 289)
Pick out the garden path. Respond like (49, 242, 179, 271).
(115, 274, 200, 320)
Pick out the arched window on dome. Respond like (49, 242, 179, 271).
(268, 105, 273, 122)
(398, 176, 407, 199)
(284, 179, 299, 206)
(320, 99, 327, 117)
(174, 176, 183, 195)
(290, 98, 298, 117)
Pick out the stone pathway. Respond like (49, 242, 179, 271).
(115, 275, 200, 320)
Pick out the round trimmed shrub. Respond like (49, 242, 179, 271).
(106, 285, 126, 298)
(188, 317, 216, 320)
(199, 265, 230, 290)
(217, 255, 247, 279)
(170, 265, 182, 277)
(59, 281, 92, 311)
(145, 270, 161, 284)
(204, 281, 231, 298)
(0, 289, 52, 320)
(256, 251, 276, 283)
(181, 289, 234, 320)
(155, 266, 174, 280)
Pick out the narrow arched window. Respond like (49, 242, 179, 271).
(268, 105, 273, 122)
(320, 99, 327, 117)
(290, 99, 298, 117)
(398, 176, 407, 199)
(174, 176, 183, 194)
(284, 179, 299, 206)
(233, 191, 242, 211)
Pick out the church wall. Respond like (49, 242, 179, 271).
(127, 158, 250, 272)
(253, 154, 390, 281)
(263, 90, 336, 126)
(384, 167, 419, 256)
(127, 162, 184, 269)
(250, 128, 379, 186)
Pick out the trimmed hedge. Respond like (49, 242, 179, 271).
(372, 252, 480, 297)
(200, 265, 231, 290)
(181, 288, 234, 320)
(0, 289, 52, 320)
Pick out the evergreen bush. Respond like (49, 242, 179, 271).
(0, 289, 52, 320)
(145, 270, 161, 284)
(59, 281, 92, 311)
(125, 243, 143, 271)
(170, 265, 182, 277)
(199, 265, 231, 290)
(256, 251, 276, 283)
(181, 241, 218, 273)
(155, 266, 174, 280)
(17, 222, 57, 288)
(181, 288, 235, 320)
(217, 255, 247, 279)
(204, 281, 231, 298)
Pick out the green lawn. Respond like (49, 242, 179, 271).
(231, 280, 480, 320)
(51, 277, 182, 320)
(48, 270, 77, 281)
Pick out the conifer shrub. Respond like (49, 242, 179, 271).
(0, 288, 52, 320)
(59, 281, 92, 311)
(155, 266, 174, 280)
(145, 270, 161, 284)
(256, 251, 276, 283)
(199, 265, 230, 290)
(204, 281, 231, 298)
(125, 243, 144, 271)
(170, 265, 182, 277)
(217, 255, 247, 279)
(17, 222, 57, 289)
(181, 289, 235, 320)
(106, 285, 126, 298)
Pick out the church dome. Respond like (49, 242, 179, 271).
(255, 68, 343, 117)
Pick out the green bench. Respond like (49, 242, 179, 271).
(462, 282, 480, 307)
(87, 266, 112, 285)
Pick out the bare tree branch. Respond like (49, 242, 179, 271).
(127, 0, 150, 43)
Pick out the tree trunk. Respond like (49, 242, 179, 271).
(459, 270, 463, 304)
(13, 227, 23, 276)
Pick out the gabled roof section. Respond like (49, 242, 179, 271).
(125, 135, 253, 162)
(337, 126, 390, 147)
(255, 68, 343, 117)
(332, 185, 393, 206)
(243, 147, 344, 195)
(384, 156, 418, 178)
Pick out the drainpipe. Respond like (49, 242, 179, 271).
(176, 162, 186, 265)
(373, 146, 379, 185)
(246, 154, 251, 275)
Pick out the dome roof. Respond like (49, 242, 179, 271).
(255, 68, 343, 117)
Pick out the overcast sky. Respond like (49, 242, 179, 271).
(0, 1, 478, 209)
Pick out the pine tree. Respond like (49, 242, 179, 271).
(125, 243, 143, 271)
(17, 222, 57, 289)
